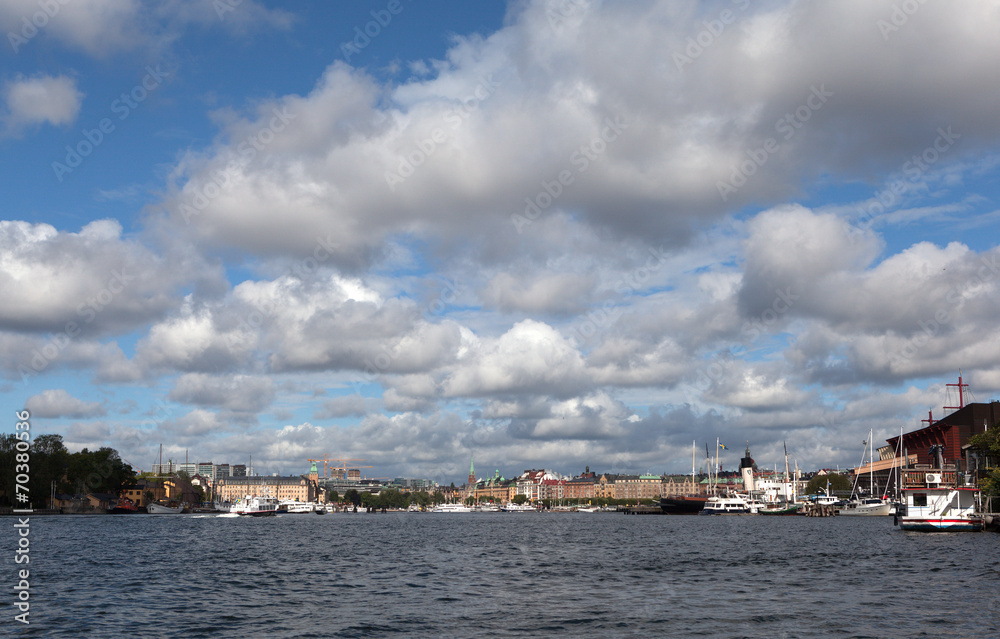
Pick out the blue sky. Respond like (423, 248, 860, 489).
(3, 0, 1000, 481)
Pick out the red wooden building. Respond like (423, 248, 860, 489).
(887, 397, 999, 467)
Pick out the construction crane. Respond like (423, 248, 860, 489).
(307, 454, 373, 479)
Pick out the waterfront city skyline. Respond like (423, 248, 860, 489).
(3, 1, 1000, 482)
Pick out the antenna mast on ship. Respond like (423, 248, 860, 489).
(783, 442, 791, 502)
(691, 440, 696, 492)
(944, 372, 968, 413)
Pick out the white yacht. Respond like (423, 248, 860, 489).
(839, 497, 892, 516)
(279, 500, 316, 514)
(842, 429, 893, 516)
(430, 503, 472, 513)
(146, 502, 183, 514)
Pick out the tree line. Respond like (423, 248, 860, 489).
(0, 434, 136, 509)
(329, 488, 447, 510)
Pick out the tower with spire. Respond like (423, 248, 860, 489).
(468, 455, 475, 487)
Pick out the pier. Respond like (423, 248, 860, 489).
(798, 503, 838, 517)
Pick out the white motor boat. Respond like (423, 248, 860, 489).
(500, 502, 535, 512)
(146, 502, 183, 514)
(231, 495, 280, 517)
(699, 494, 760, 515)
(430, 503, 472, 513)
(279, 500, 316, 514)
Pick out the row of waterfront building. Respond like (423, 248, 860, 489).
(138, 395, 1000, 508)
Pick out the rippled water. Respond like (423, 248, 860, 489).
(10, 512, 1000, 638)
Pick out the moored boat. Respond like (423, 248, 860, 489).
(107, 498, 139, 514)
(758, 502, 801, 516)
(660, 495, 708, 514)
(147, 501, 183, 514)
(279, 500, 317, 514)
(839, 497, 892, 516)
(842, 429, 894, 517)
(896, 467, 983, 532)
(500, 502, 535, 512)
(700, 494, 754, 515)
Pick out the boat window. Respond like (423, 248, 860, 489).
(912, 494, 927, 507)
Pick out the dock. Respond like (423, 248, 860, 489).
(798, 503, 838, 517)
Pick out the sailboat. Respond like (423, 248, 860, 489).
(146, 444, 184, 514)
(659, 441, 709, 514)
(840, 429, 891, 516)
(759, 443, 801, 515)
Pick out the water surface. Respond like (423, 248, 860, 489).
(10, 512, 1000, 638)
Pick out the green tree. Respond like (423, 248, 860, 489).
(512, 494, 528, 505)
(67, 447, 137, 497)
(411, 491, 431, 508)
(969, 428, 1000, 458)
(431, 490, 445, 504)
(344, 488, 361, 506)
(360, 492, 374, 509)
(2, 433, 73, 508)
(970, 427, 1000, 495)
(378, 489, 405, 509)
(805, 473, 852, 495)
(328, 489, 339, 503)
